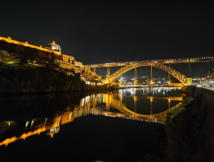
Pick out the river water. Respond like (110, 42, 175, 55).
(0, 87, 185, 161)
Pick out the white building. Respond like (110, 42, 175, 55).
(47, 41, 62, 53)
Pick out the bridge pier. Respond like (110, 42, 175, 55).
(106, 67, 110, 78)
(168, 99, 171, 109)
(150, 66, 154, 84)
(93, 67, 96, 73)
(188, 59, 192, 78)
(168, 64, 171, 84)
(134, 68, 138, 85)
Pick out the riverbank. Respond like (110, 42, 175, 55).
(0, 66, 117, 94)
(165, 87, 214, 162)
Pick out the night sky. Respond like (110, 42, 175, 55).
(0, 2, 214, 65)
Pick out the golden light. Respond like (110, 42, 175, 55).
(150, 80, 154, 84)
(0, 36, 74, 60)
(105, 78, 109, 84)
(150, 96, 154, 102)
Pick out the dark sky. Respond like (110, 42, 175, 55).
(0, 2, 214, 64)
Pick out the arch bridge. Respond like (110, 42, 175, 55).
(86, 57, 214, 86)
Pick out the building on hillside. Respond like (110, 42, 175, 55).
(74, 61, 84, 73)
(46, 41, 62, 53)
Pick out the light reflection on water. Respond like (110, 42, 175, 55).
(0, 87, 184, 147)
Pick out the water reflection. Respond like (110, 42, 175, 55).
(0, 87, 184, 147)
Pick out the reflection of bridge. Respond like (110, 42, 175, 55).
(0, 93, 183, 147)
(86, 57, 214, 86)
(103, 93, 183, 123)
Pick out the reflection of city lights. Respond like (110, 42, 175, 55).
(125, 88, 136, 95)
(150, 96, 154, 102)
(0, 87, 185, 147)
(150, 80, 154, 84)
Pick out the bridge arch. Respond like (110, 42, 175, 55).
(105, 63, 192, 86)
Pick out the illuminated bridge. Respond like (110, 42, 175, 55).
(1, 36, 213, 87)
(86, 57, 214, 86)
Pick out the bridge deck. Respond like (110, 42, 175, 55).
(86, 57, 214, 68)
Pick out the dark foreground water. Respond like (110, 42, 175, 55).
(0, 87, 184, 161)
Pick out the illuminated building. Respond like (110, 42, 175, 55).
(46, 41, 62, 53)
